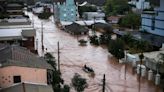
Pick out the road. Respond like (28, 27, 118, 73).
(27, 12, 161, 92)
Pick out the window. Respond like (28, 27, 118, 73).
(13, 76, 21, 83)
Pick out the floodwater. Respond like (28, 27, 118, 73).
(27, 12, 162, 92)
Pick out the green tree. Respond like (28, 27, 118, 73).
(121, 33, 134, 49)
(108, 38, 125, 60)
(118, 13, 141, 29)
(99, 33, 111, 45)
(78, 6, 97, 18)
(89, 35, 99, 45)
(72, 73, 88, 92)
(62, 85, 70, 92)
(44, 53, 69, 92)
(45, 53, 56, 69)
(104, 0, 130, 16)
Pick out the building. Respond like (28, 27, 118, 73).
(64, 22, 88, 35)
(141, 0, 164, 36)
(0, 28, 36, 52)
(55, 0, 78, 22)
(128, 0, 150, 10)
(0, 44, 53, 89)
(6, 3, 24, 17)
(0, 1, 36, 52)
(82, 12, 105, 20)
(53, 0, 106, 6)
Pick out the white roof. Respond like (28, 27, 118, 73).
(61, 20, 107, 26)
(0, 29, 22, 37)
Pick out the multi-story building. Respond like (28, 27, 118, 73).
(141, 0, 164, 36)
(55, 0, 77, 22)
(128, 0, 150, 9)
(0, 1, 36, 52)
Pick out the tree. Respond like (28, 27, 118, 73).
(44, 53, 69, 92)
(99, 33, 111, 45)
(62, 85, 70, 92)
(108, 38, 125, 60)
(78, 6, 97, 18)
(72, 73, 88, 92)
(45, 53, 56, 69)
(38, 7, 52, 19)
(118, 12, 141, 29)
(104, 0, 130, 16)
(89, 35, 99, 45)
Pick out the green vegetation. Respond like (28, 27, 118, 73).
(104, 0, 130, 16)
(44, 53, 70, 92)
(118, 13, 141, 29)
(121, 34, 153, 53)
(0, 13, 9, 19)
(38, 7, 52, 19)
(99, 34, 111, 45)
(38, 12, 52, 19)
(78, 6, 97, 18)
(108, 38, 125, 60)
(89, 35, 100, 45)
(72, 73, 88, 92)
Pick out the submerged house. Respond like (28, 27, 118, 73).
(65, 22, 89, 35)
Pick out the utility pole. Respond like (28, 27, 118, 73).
(93, 16, 96, 36)
(124, 51, 127, 80)
(57, 41, 60, 72)
(52, 0, 55, 22)
(41, 22, 44, 55)
(102, 74, 106, 92)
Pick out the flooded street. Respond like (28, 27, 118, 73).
(27, 12, 161, 92)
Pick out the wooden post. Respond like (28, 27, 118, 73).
(125, 51, 127, 80)
(58, 41, 60, 72)
(102, 74, 106, 92)
(41, 22, 44, 55)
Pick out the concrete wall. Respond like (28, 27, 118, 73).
(0, 66, 47, 88)
(141, 0, 164, 36)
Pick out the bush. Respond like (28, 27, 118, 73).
(118, 13, 141, 29)
(89, 35, 99, 45)
(108, 38, 125, 60)
(72, 73, 88, 92)
(38, 12, 52, 19)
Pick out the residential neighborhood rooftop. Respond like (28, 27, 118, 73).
(0, 44, 53, 70)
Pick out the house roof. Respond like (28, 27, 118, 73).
(0, 82, 53, 92)
(0, 44, 53, 70)
(93, 22, 113, 33)
(113, 29, 164, 47)
(65, 22, 89, 34)
(61, 20, 107, 26)
(107, 16, 121, 21)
